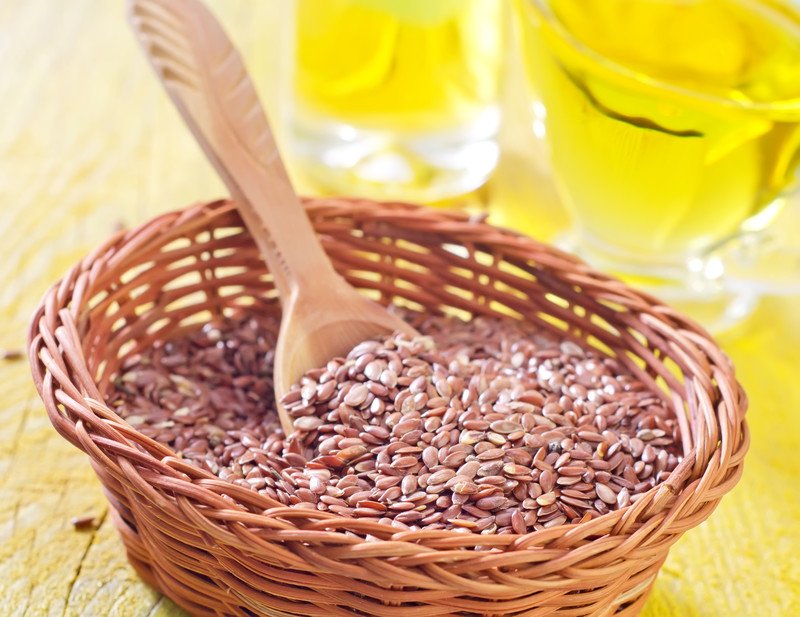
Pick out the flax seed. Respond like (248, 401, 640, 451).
(111, 310, 681, 535)
(71, 515, 97, 530)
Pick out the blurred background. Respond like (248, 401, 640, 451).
(0, 1, 798, 616)
(3, 0, 798, 333)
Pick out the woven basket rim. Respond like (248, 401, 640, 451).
(28, 197, 749, 550)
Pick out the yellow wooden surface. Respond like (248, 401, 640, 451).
(1, 1, 798, 615)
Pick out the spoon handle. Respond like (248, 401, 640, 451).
(128, 0, 336, 300)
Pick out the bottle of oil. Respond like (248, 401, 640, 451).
(288, 0, 505, 202)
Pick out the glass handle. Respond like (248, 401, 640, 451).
(711, 194, 800, 296)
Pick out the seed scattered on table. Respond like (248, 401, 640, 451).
(71, 515, 97, 530)
(110, 308, 682, 535)
(1, 348, 23, 361)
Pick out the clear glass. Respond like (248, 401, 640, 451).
(286, 0, 504, 203)
(513, 0, 800, 330)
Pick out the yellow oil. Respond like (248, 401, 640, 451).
(294, 0, 503, 133)
(515, 0, 800, 261)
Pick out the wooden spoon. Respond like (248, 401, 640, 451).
(128, 0, 417, 435)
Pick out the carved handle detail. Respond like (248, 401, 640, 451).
(129, 0, 278, 170)
(128, 0, 325, 297)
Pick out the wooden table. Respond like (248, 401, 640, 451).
(1, 1, 798, 615)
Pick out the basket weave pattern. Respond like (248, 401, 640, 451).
(29, 198, 748, 616)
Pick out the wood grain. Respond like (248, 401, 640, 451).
(0, 1, 798, 616)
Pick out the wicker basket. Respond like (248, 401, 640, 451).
(29, 198, 748, 617)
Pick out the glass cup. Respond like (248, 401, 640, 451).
(513, 0, 800, 329)
(286, 0, 505, 203)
